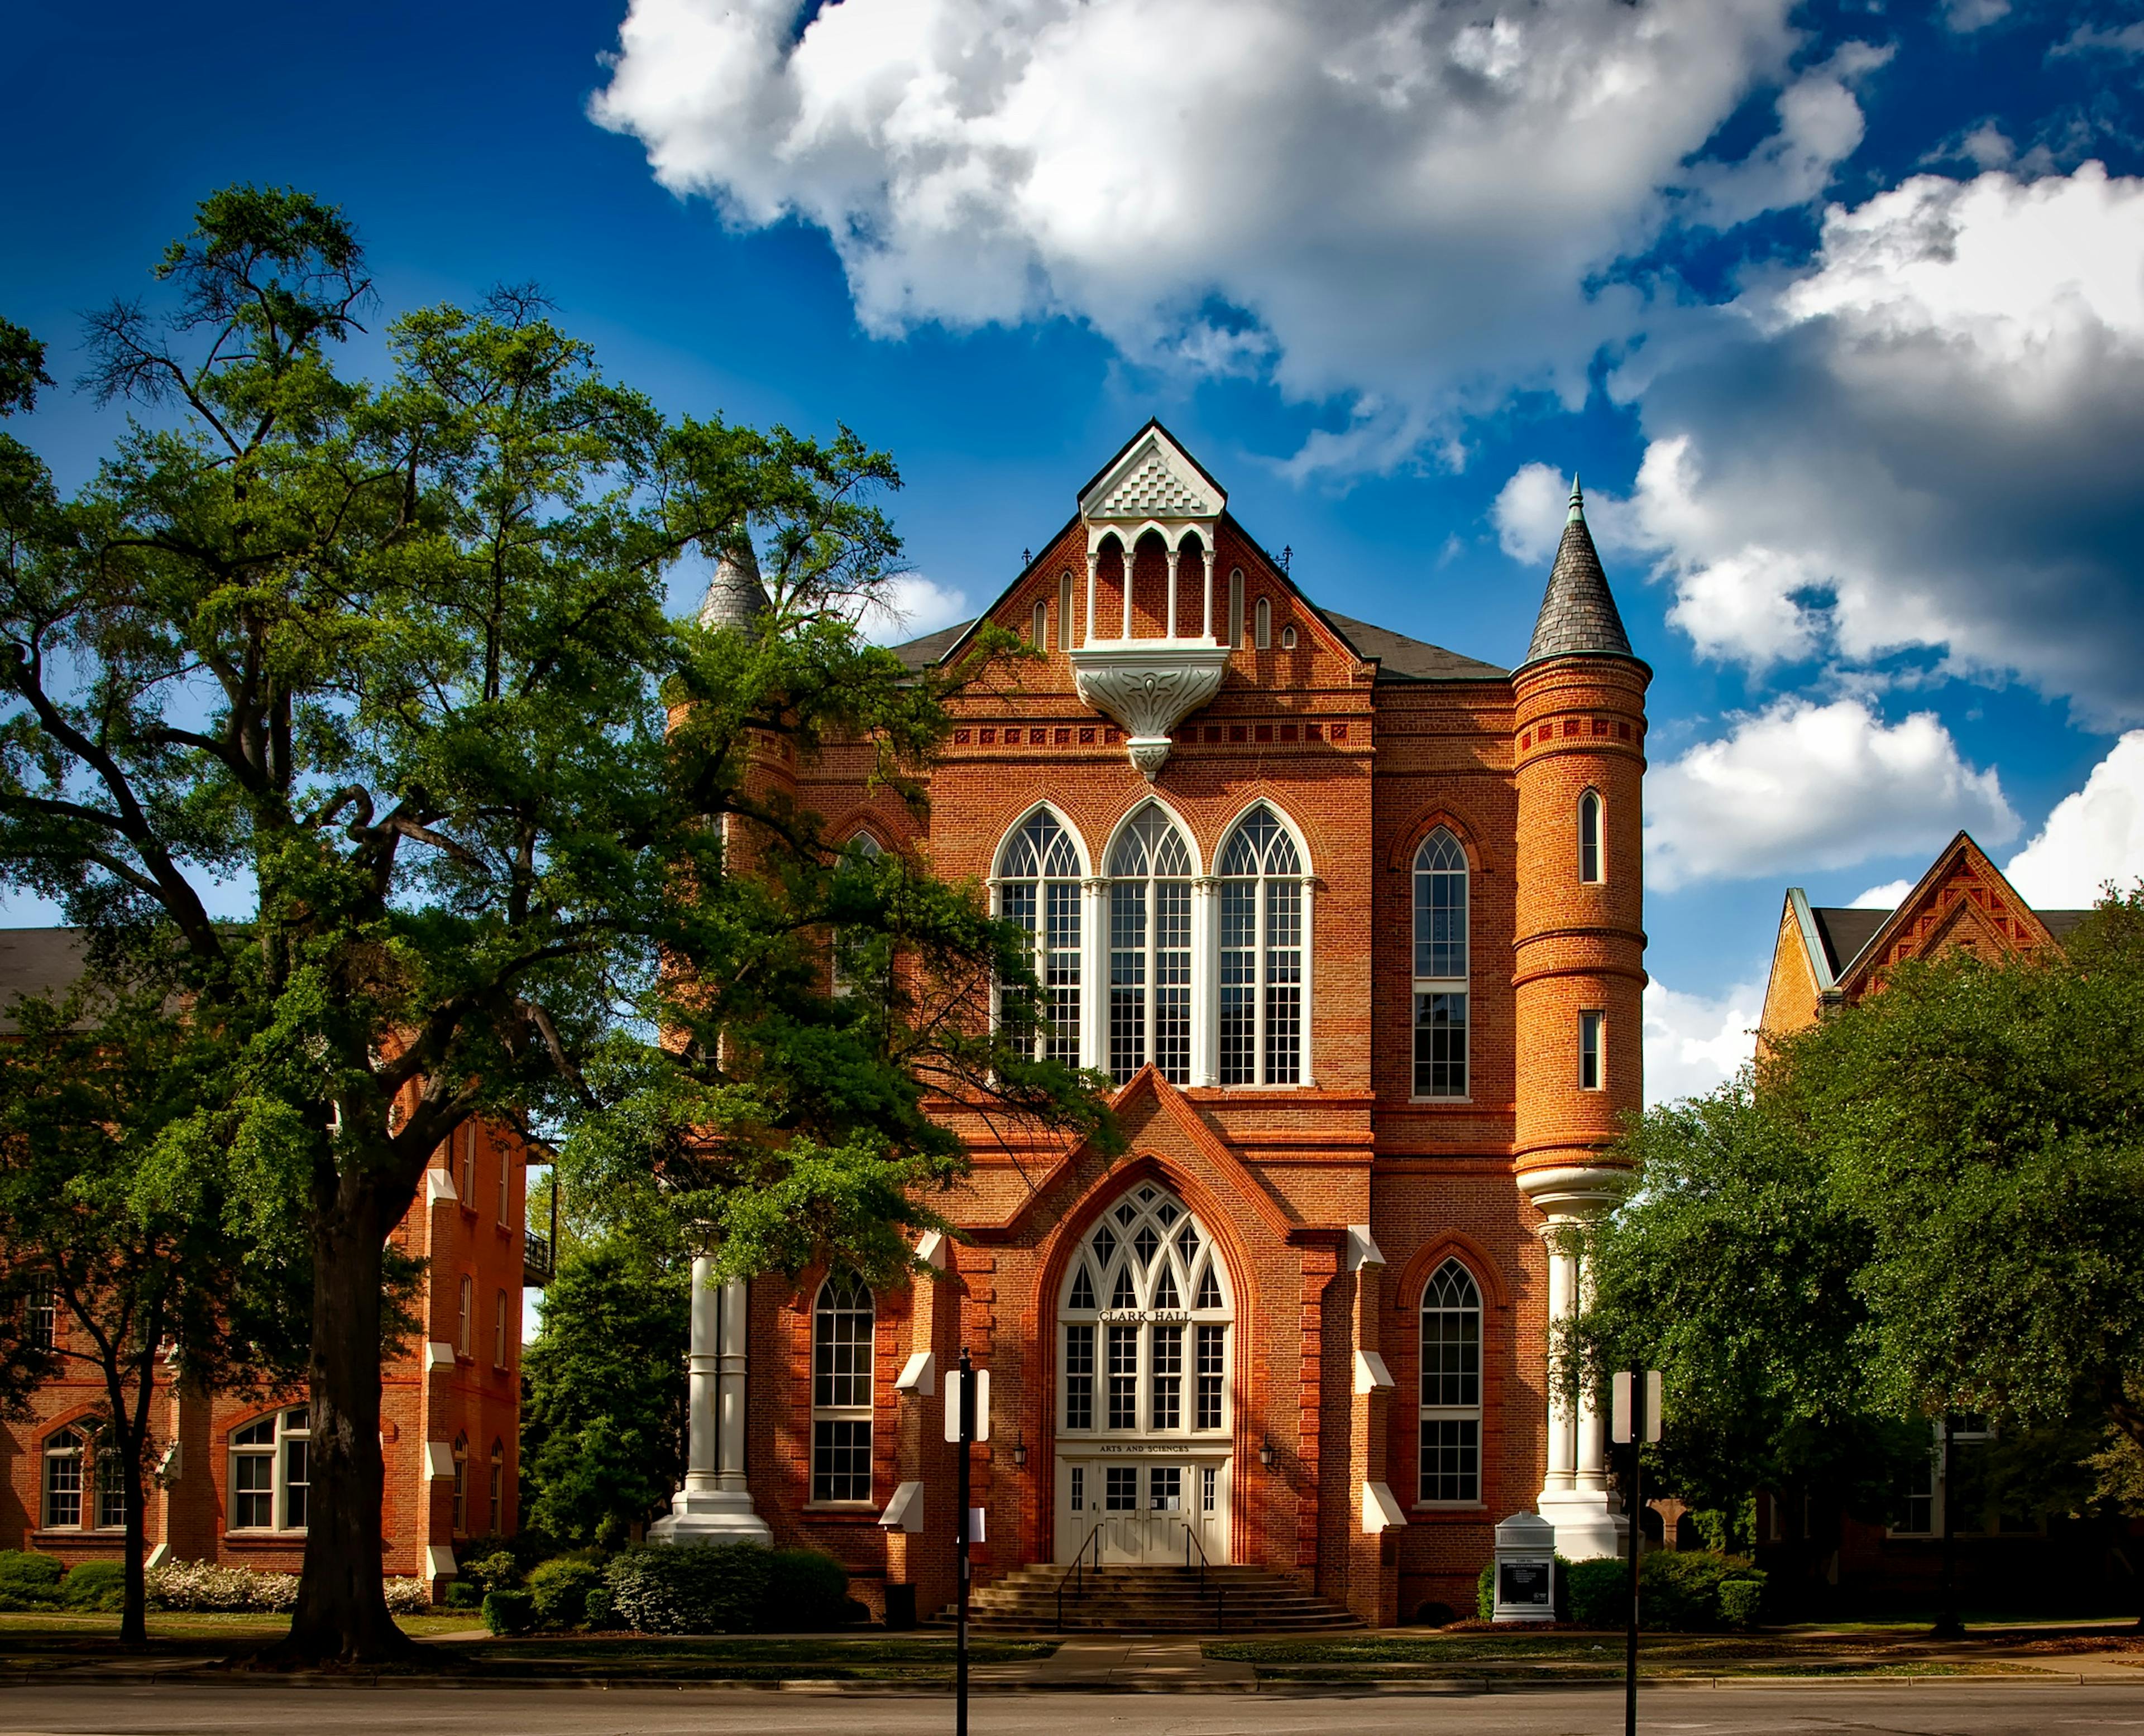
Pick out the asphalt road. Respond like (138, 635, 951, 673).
(2, 1684, 2142, 1736)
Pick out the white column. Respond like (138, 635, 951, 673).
(1122, 542, 1136, 640)
(1081, 876, 1110, 1075)
(1203, 546, 1216, 642)
(1165, 547, 1181, 640)
(1531, 1214, 1625, 1561)
(1574, 1250, 1607, 1495)
(1543, 1235, 1577, 1495)
(1084, 550, 1099, 648)
(1190, 876, 1219, 1088)
(648, 1255, 772, 1545)
(1298, 874, 1316, 1088)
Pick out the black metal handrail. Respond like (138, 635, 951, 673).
(1182, 1523, 1224, 1632)
(1054, 1521, 1104, 1632)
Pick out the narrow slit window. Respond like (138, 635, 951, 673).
(1033, 599, 1049, 648)
(1578, 789, 1604, 884)
(1228, 569, 1245, 647)
(1254, 596, 1271, 649)
(1419, 1260, 1482, 1503)
(1059, 571, 1075, 645)
(1580, 1010, 1604, 1091)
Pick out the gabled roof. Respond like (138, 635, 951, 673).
(1806, 905, 1889, 981)
(0, 927, 89, 1033)
(1075, 419, 1227, 520)
(1320, 612, 1508, 682)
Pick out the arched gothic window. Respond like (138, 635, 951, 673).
(997, 811, 1084, 1064)
(812, 1275, 875, 1503)
(1032, 599, 1049, 648)
(1107, 804, 1194, 1085)
(1219, 806, 1303, 1086)
(1413, 828, 1469, 1099)
(831, 831, 885, 997)
(451, 1432, 469, 1533)
(229, 1406, 310, 1531)
(1419, 1260, 1482, 1503)
(1254, 596, 1271, 649)
(1578, 789, 1604, 884)
(1059, 1183, 1232, 1440)
(489, 1440, 506, 1532)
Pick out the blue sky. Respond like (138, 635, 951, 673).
(5, 0, 2142, 1099)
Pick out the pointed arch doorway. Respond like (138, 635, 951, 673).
(1054, 1179, 1234, 1564)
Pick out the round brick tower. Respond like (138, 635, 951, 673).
(1510, 478, 1649, 1561)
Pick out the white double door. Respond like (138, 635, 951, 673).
(1056, 1454, 1231, 1564)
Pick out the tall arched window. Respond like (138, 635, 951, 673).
(1413, 828, 1469, 1099)
(831, 831, 884, 996)
(812, 1275, 875, 1503)
(1218, 805, 1303, 1086)
(1253, 596, 1272, 649)
(1228, 568, 1245, 646)
(1578, 789, 1604, 884)
(997, 811, 1084, 1064)
(43, 1427, 84, 1529)
(489, 1440, 506, 1532)
(451, 1432, 469, 1533)
(1419, 1260, 1482, 1503)
(1059, 570, 1075, 645)
(1107, 804, 1194, 1085)
(1032, 599, 1049, 648)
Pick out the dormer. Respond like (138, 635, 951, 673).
(1069, 423, 1232, 779)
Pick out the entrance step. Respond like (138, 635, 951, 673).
(929, 1564, 1363, 1633)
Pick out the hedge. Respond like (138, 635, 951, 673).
(601, 1545, 854, 1634)
(1569, 1550, 1766, 1631)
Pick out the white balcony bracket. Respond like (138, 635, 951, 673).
(1070, 642, 1229, 780)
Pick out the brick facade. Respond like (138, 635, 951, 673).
(1, 1118, 535, 1592)
(734, 425, 1648, 1625)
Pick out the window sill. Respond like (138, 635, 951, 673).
(1411, 1501, 1488, 1514)
(1407, 1096, 1474, 1106)
(32, 1528, 125, 1543)
(800, 1502, 881, 1519)
(224, 1529, 308, 1542)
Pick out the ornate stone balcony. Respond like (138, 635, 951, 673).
(1070, 639, 1230, 780)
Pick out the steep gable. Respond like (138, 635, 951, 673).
(1836, 831, 2062, 996)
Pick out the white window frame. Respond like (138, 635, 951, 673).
(1412, 828, 1470, 1101)
(1579, 1010, 1605, 1091)
(1217, 804, 1308, 1088)
(1418, 1260, 1483, 1507)
(457, 1273, 473, 1357)
(457, 1122, 476, 1204)
(1228, 568, 1244, 647)
(992, 808, 1087, 1067)
(811, 1275, 875, 1505)
(1057, 1183, 1233, 1440)
(227, 1406, 310, 1533)
(43, 1427, 89, 1531)
(1106, 803, 1197, 1086)
(27, 1274, 56, 1350)
(489, 1440, 506, 1533)
(1059, 570, 1075, 645)
(452, 1433, 469, 1534)
(495, 1134, 510, 1224)
(1578, 788, 1605, 884)
(1253, 596, 1271, 650)
(831, 831, 885, 998)
(494, 1288, 510, 1368)
(1032, 598, 1048, 648)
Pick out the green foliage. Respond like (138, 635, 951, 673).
(1577, 889, 2144, 1534)
(60, 1560, 126, 1611)
(528, 1554, 606, 1628)
(0, 184, 1115, 1658)
(1475, 1562, 1494, 1622)
(460, 1551, 522, 1595)
(520, 1239, 687, 1546)
(0, 1551, 63, 1605)
(0, 318, 52, 418)
(481, 1590, 537, 1635)
(444, 1581, 482, 1610)
(605, 1544, 770, 1635)
(1718, 1579, 1764, 1630)
(583, 1586, 616, 1629)
(1564, 1557, 1624, 1628)
(764, 1548, 853, 1630)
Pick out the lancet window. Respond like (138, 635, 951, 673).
(1419, 1260, 1482, 1503)
(997, 811, 1084, 1065)
(1108, 804, 1194, 1085)
(1218, 806, 1303, 1086)
(811, 1275, 875, 1503)
(1413, 827, 1468, 1099)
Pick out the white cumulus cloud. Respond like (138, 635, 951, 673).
(2003, 730, 2144, 908)
(1605, 162, 2144, 725)
(1643, 975, 1763, 1105)
(1645, 696, 2018, 891)
(855, 574, 972, 646)
(1850, 877, 1915, 909)
(591, 0, 1873, 466)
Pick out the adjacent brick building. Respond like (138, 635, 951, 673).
(0, 928, 547, 1591)
(677, 424, 1650, 1625)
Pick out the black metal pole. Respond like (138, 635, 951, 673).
(956, 1346, 973, 1736)
(1625, 1365, 1643, 1736)
(1935, 1412, 1960, 1639)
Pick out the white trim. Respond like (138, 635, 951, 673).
(896, 1350, 936, 1395)
(1099, 794, 1207, 879)
(878, 1480, 925, 1533)
(425, 1544, 460, 1579)
(1214, 797, 1315, 877)
(423, 1340, 456, 1373)
(993, 800, 1093, 879)
(1363, 1480, 1408, 1532)
(1354, 1350, 1395, 1394)
(425, 1168, 457, 1206)
(424, 1441, 457, 1480)
(1346, 1226, 1387, 1271)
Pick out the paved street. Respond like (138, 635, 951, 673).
(2, 1683, 2142, 1736)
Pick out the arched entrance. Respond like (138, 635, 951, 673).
(1054, 1180, 1233, 1564)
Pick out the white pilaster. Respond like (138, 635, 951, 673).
(1081, 876, 1110, 1074)
(1165, 547, 1181, 640)
(1520, 1166, 1632, 1563)
(1203, 546, 1215, 642)
(1122, 544, 1136, 640)
(649, 1257, 772, 1546)
(1190, 876, 1219, 1088)
(1298, 874, 1316, 1088)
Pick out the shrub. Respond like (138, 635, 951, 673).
(1565, 1556, 1626, 1628)
(583, 1587, 616, 1629)
(528, 1555, 606, 1629)
(1475, 1562, 1495, 1622)
(61, 1561, 126, 1612)
(0, 1552, 64, 1606)
(461, 1551, 522, 1595)
(1642, 1551, 1765, 1632)
(482, 1589, 537, 1635)
(605, 1544, 769, 1634)
(445, 1581, 483, 1610)
(1718, 1578, 1764, 1630)
(382, 1577, 433, 1615)
(145, 1561, 300, 1612)
(762, 1549, 850, 1631)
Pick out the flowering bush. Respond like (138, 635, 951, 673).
(144, 1561, 434, 1615)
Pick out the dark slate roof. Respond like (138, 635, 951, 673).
(698, 540, 770, 634)
(891, 620, 975, 671)
(2037, 910, 2092, 942)
(1521, 482, 1634, 666)
(1808, 908, 1889, 977)
(0, 928, 87, 1031)
(1320, 612, 1508, 681)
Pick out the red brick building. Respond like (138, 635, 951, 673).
(0, 929, 544, 1593)
(668, 424, 1650, 1625)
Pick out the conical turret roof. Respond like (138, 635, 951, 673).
(698, 533, 769, 634)
(1521, 478, 1633, 666)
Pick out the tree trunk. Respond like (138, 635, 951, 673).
(119, 1438, 148, 1647)
(276, 1193, 415, 1665)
